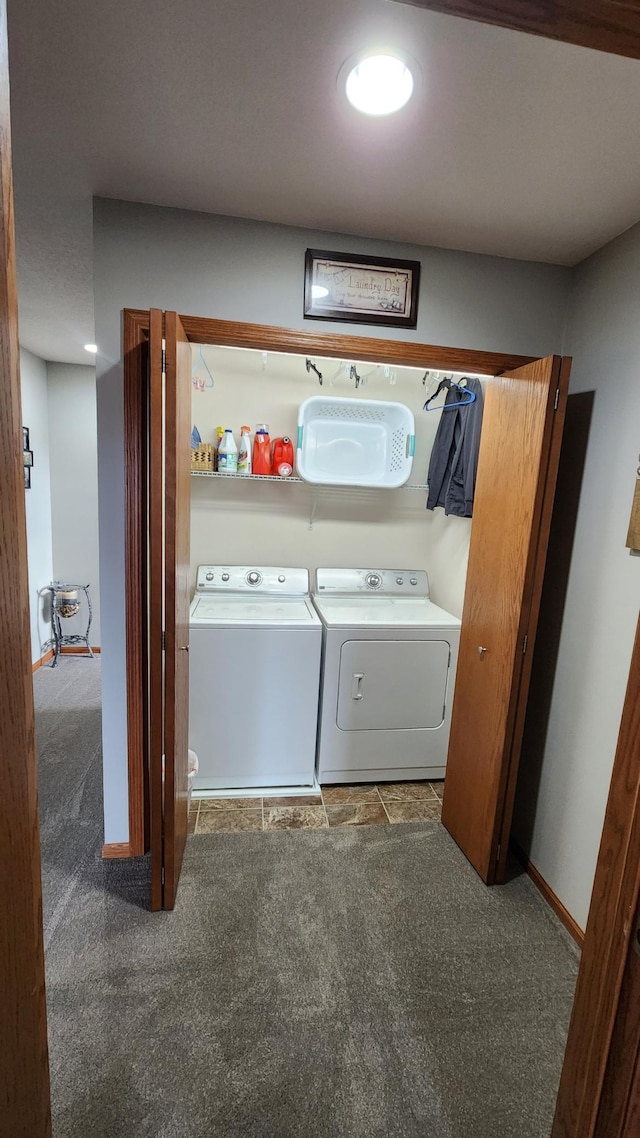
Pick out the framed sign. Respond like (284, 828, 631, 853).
(304, 248, 420, 329)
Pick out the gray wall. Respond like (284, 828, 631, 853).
(47, 362, 100, 642)
(94, 197, 572, 845)
(513, 222, 640, 930)
(20, 347, 53, 663)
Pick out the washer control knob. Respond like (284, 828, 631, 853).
(410, 578, 418, 586)
(221, 573, 230, 582)
(396, 577, 404, 586)
(278, 575, 286, 583)
(246, 571, 262, 586)
(205, 572, 214, 581)
(365, 572, 382, 589)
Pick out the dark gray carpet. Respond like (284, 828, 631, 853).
(44, 823, 578, 1138)
(33, 655, 103, 942)
(34, 659, 578, 1137)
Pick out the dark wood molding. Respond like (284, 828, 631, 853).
(0, 0, 51, 1128)
(177, 313, 536, 376)
(389, 1, 640, 60)
(124, 309, 149, 857)
(552, 612, 640, 1137)
(148, 309, 165, 912)
(101, 842, 132, 859)
(511, 839, 584, 948)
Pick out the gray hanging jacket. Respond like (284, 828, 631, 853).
(426, 377, 484, 517)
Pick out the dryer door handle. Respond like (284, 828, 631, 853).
(351, 673, 365, 701)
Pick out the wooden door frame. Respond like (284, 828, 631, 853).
(122, 307, 538, 856)
(552, 612, 640, 1138)
(0, 0, 51, 1129)
(121, 306, 639, 1133)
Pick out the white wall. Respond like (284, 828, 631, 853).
(94, 197, 572, 845)
(47, 362, 100, 643)
(190, 345, 480, 617)
(512, 223, 640, 931)
(19, 347, 53, 663)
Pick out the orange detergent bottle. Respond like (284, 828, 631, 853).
(252, 423, 272, 475)
(271, 436, 294, 477)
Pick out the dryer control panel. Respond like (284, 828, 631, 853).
(195, 565, 310, 595)
(315, 568, 429, 596)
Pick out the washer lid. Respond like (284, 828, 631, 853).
(311, 595, 460, 628)
(190, 595, 320, 627)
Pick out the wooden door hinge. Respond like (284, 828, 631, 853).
(522, 633, 528, 655)
(496, 842, 502, 865)
(554, 388, 560, 411)
(161, 631, 166, 651)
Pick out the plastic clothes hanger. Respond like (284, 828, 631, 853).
(191, 345, 214, 391)
(423, 376, 476, 412)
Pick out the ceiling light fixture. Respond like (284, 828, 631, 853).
(342, 51, 416, 116)
(84, 343, 98, 353)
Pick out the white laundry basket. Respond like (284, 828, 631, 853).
(296, 396, 415, 488)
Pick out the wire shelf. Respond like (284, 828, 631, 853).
(190, 471, 427, 491)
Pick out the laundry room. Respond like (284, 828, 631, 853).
(187, 341, 486, 812)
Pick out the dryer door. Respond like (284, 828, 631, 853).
(336, 639, 451, 731)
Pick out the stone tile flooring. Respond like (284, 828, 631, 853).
(189, 780, 444, 834)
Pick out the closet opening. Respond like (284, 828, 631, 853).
(187, 343, 485, 827)
(122, 309, 569, 910)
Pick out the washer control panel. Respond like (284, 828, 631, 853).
(195, 566, 310, 595)
(315, 568, 429, 597)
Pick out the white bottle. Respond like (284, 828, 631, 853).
(217, 429, 238, 472)
(238, 426, 252, 474)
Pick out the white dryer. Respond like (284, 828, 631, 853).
(189, 566, 322, 791)
(313, 569, 461, 784)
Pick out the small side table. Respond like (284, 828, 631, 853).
(44, 582, 95, 668)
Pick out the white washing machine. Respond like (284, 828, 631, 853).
(189, 566, 322, 791)
(313, 568, 461, 784)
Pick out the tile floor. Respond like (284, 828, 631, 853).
(189, 780, 444, 834)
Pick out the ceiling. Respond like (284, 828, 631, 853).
(8, 0, 640, 364)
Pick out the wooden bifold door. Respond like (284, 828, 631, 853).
(441, 356, 569, 883)
(148, 309, 193, 911)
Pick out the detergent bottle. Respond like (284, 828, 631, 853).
(271, 436, 294, 477)
(217, 429, 238, 472)
(252, 423, 272, 475)
(238, 426, 252, 474)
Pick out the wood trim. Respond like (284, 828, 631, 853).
(32, 649, 54, 672)
(389, 1, 640, 61)
(511, 840, 584, 948)
(552, 612, 640, 1138)
(148, 309, 165, 912)
(179, 314, 536, 375)
(496, 355, 571, 881)
(59, 645, 101, 655)
(0, 0, 51, 1127)
(101, 842, 132, 859)
(124, 309, 149, 857)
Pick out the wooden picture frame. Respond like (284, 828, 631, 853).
(304, 248, 420, 329)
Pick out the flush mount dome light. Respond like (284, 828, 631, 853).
(342, 52, 415, 116)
